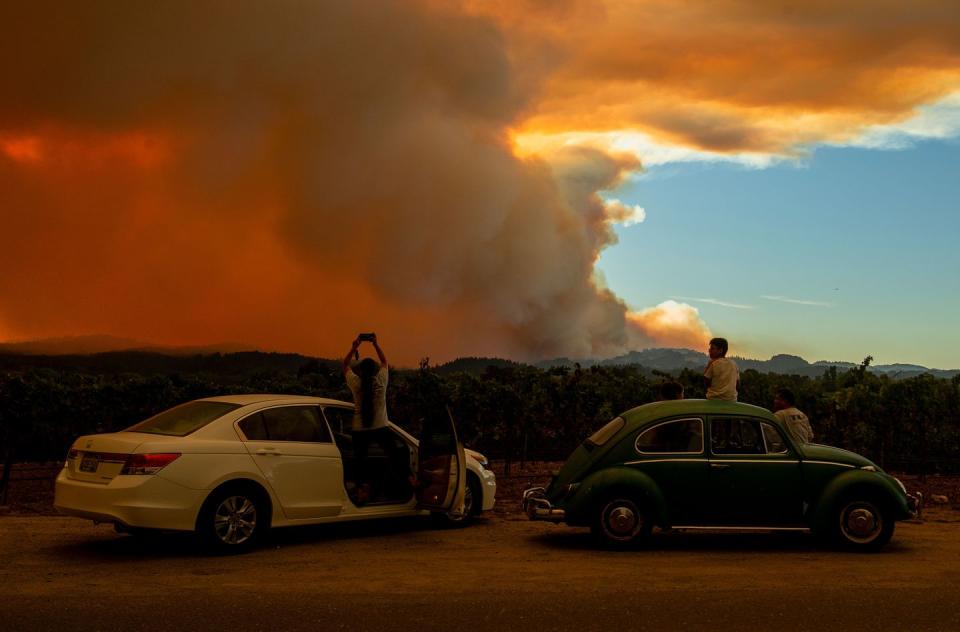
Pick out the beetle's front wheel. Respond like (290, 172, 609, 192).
(832, 497, 894, 552)
(591, 496, 651, 548)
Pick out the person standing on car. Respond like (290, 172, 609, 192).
(773, 387, 814, 444)
(342, 333, 389, 504)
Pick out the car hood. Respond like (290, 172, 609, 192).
(800, 443, 878, 469)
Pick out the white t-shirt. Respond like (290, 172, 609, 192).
(705, 357, 739, 401)
(345, 365, 389, 431)
(775, 407, 814, 444)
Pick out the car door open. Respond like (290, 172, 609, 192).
(416, 406, 466, 514)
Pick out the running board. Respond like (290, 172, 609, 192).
(667, 525, 810, 532)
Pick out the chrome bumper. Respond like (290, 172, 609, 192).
(907, 491, 923, 519)
(522, 486, 565, 522)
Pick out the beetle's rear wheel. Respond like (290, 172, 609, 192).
(591, 495, 651, 548)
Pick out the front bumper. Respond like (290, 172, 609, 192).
(907, 491, 923, 519)
(521, 486, 565, 522)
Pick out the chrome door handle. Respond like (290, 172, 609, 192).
(256, 449, 281, 456)
(710, 463, 730, 470)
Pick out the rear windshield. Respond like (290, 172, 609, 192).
(125, 401, 241, 437)
(585, 417, 625, 448)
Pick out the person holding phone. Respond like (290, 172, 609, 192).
(342, 333, 389, 505)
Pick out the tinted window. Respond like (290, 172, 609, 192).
(254, 406, 332, 443)
(125, 401, 241, 437)
(322, 406, 354, 435)
(761, 422, 788, 454)
(636, 418, 703, 454)
(711, 417, 764, 454)
(586, 417, 625, 447)
(239, 413, 268, 441)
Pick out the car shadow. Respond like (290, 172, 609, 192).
(530, 528, 913, 555)
(45, 515, 493, 560)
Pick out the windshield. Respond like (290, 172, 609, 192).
(125, 401, 241, 437)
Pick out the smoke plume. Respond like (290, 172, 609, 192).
(0, 1, 709, 362)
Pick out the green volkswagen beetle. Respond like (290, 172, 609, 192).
(523, 399, 922, 551)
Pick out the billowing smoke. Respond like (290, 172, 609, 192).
(0, 1, 709, 362)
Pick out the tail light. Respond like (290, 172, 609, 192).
(121, 453, 181, 475)
(67, 448, 79, 459)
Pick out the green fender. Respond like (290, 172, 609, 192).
(563, 466, 667, 527)
(809, 470, 910, 533)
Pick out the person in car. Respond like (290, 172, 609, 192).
(704, 337, 739, 401)
(773, 387, 814, 444)
(659, 381, 684, 400)
(342, 333, 390, 504)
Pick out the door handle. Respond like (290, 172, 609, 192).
(256, 448, 281, 456)
(710, 463, 731, 470)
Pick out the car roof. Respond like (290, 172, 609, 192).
(621, 398, 776, 430)
(198, 394, 353, 407)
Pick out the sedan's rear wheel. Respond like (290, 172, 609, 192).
(833, 497, 894, 552)
(198, 486, 266, 554)
(591, 495, 650, 548)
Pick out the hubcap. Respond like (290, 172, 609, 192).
(214, 495, 257, 545)
(606, 503, 639, 537)
(841, 502, 881, 542)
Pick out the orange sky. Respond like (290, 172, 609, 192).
(1, 1, 958, 363)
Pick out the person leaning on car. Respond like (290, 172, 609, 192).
(773, 387, 814, 444)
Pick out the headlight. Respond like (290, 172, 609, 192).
(893, 476, 907, 495)
(469, 452, 489, 469)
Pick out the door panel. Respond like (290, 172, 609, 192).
(241, 406, 344, 519)
(708, 416, 804, 525)
(416, 406, 465, 512)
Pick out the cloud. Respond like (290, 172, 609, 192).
(602, 198, 646, 227)
(627, 300, 712, 350)
(672, 296, 755, 310)
(485, 0, 960, 160)
(762, 295, 832, 307)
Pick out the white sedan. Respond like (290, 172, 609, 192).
(54, 394, 496, 552)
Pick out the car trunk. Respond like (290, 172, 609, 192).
(65, 433, 151, 484)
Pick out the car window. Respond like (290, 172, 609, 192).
(586, 417, 625, 447)
(239, 412, 269, 441)
(249, 406, 332, 443)
(711, 417, 765, 455)
(761, 421, 788, 454)
(635, 418, 703, 454)
(125, 401, 241, 437)
(322, 406, 353, 435)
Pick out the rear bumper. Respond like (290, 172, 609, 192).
(521, 487, 565, 522)
(54, 468, 205, 531)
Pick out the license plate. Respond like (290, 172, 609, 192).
(80, 454, 99, 473)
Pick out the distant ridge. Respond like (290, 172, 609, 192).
(0, 336, 956, 379)
(539, 348, 959, 380)
(0, 334, 256, 356)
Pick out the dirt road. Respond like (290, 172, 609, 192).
(3, 510, 960, 632)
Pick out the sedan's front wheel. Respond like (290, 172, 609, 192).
(197, 485, 267, 554)
(591, 495, 651, 548)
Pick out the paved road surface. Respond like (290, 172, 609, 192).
(2, 512, 959, 631)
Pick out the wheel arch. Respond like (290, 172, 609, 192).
(195, 477, 276, 531)
(564, 466, 667, 528)
(809, 470, 905, 534)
